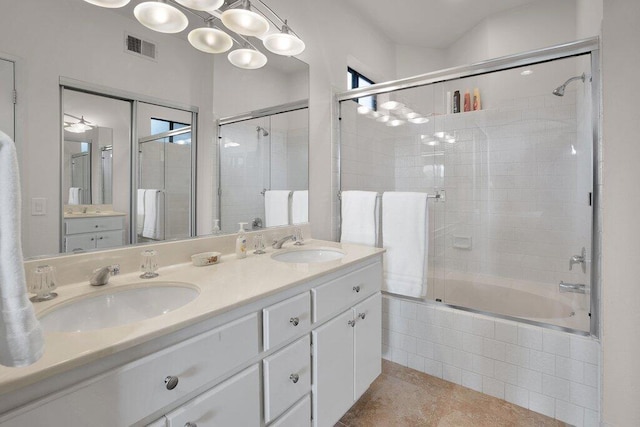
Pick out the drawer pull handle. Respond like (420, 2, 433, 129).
(358, 312, 366, 320)
(348, 319, 356, 327)
(95, 225, 99, 228)
(353, 285, 361, 293)
(164, 376, 179, 390)
(289, 373, 300, 384)
(290, 317, 300, 326)
(185, 423, 197, 427)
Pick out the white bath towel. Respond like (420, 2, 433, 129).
(265, 190, 291, 227)
(382, 192, 429, 298)
(291, 190, 308, 224)
(0, 130, 44, 367)
(142, 190, 164, 240)
(340, 191, 379, 247)
(68, 187, 81, 205)
(136, 189, 146, 236)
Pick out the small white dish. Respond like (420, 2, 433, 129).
(191, 251, 221, 266)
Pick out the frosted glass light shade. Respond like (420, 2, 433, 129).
(228, 48, 267, 69)
(380, 101, 404, 110)
(175, 0, 223, 11)
(263, 32, 305, 56)
(134, 2, 188, 34)
(409, 117, 429, 124)
(188, 27, 233, 53)
(83, 0, 131, 8)
(221, 8, 269, 36)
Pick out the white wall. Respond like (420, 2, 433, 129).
(601, 1, 640, 425)
(0, 0, 214, 257)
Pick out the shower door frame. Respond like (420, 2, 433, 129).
(335, 37, 601, 337)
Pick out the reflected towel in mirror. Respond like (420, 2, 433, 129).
(265, 190, 291, 227)
(142, 190, 165, 240)
(291, 190, 308, 224)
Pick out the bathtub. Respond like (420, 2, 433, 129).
(438, 276, 590, 332)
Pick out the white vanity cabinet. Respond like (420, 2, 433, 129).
(163, 364, 260, 427)
(63, 215, 125, 252)
(0, 253, 383, 427)
(312, 266, 382, 427)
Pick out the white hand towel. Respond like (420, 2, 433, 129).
(142, 190, 164, 240)
(340, 191, 379, 247)
(265, 190, 291, 227)
(382, 192, 429, 298)
(136, 189, 146, 236)
(291, 190, 308, 224)
(0, 130, 44, 367)
(68, 187, 80, 205)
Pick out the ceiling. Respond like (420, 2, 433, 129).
(346, 0, 539, 49)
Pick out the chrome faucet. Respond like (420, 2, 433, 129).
(272, 235, 294, 249)
(90, 264, 120, 286)
(559, 281, 586, 294)
(569, 247, 586, 273)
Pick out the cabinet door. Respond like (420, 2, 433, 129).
(312, 310, 354, 427)
(64, 233, 96, 252)
(353, 292, 382, 400)
(270, 394, 311, 427)
(165, 364, 260, 427)
(95, 230, 125, 249)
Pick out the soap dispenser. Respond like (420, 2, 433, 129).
(235, 222, 248, 259)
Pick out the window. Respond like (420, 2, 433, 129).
(150, 118, 190, 144)
(348, 67, 376, 110)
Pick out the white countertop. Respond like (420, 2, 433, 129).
(63, 211, 127, 219)
(0, 239, 384, 396)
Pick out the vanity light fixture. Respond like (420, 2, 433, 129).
(134, 0, 189, 34)
(263, 20, 305, 56)
(221, 0, 269, 37)
(386, 119, 405, 127)
(83, 0, 305, 69)
(376, 115, 390, 123)
(83, 0, 131, 7)
(379, 101, 404, 111)
(408, 116, 429, 124)
(357, 105, 371, 115)
(174, 0, 223, 11)
(228, 46, 268, 69)
(188, 19, 233, 53)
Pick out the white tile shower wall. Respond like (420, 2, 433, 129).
(382, 295, 600, 426)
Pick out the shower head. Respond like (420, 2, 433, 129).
(553, 73, 586, 96)
(256, 126, 269, 137)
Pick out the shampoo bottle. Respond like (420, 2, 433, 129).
(473, 88, 481, 111)
(235, 222, 248, 259)
(453, 91, 460, 113)
(463, 91, 471, 112)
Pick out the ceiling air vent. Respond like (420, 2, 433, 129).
(125, 34, 157, 60)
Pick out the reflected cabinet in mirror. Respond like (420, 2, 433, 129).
(0, 0, 308, 258)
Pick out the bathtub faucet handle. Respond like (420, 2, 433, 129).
(569, 247, 586, 273)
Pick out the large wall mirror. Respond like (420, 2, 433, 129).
(0, 0, 308, 259)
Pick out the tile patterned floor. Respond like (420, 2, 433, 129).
(337, 360, 566, 427)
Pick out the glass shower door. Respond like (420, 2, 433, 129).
(138, 126, 192, 242)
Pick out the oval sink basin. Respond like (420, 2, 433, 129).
(271, 248, 345, 263)
(39, 282, 199, 333)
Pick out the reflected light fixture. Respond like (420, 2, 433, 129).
(357, 105, 371, 115)
(380, 101, 404, 111)
(409, 116, 429, 124)
(221, 0, 269, 37)
(228, 47, 268, 69)
(376, 115, 390, 123)
(387, 119, 405, 127)
(263, 20, 305, 56)
(65, 116, 94, 134)
(83, 0, 130, 7)
(175, 0, 223, 11)
(188, 20, 233, 53)
(134, 0, 189, 34)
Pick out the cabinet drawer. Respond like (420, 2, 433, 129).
(65, 216, 124, 234)
(263, 292, 310, 350)
(312, 262, 382, 322)
(165, 365, 260, 427)
(64, 233, 96, 252)
(1, 313, 259, 427)
(270, 394, 311, 427)
(263, 335, 311, 423)
(95, 230, 125, 249)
